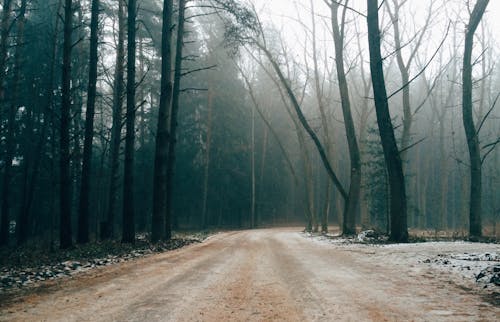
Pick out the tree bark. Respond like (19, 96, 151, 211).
(462, 0, 489, 239)
(250, 77, 256, 229)
(165, 0, 187, 238)
(78, 0, 100, 244)
(0, 0, 13, 246)
(104, 0, 125, 240)
(122, 0, 137, 244)
(0, 0, 12, 102)
(329, 0, 361, 235)
(310, 0, 332, 234)
(366, 0, 408, 242)
(1, 0, 26, 246)
(152, 0, 173, 241)
(59, 0, 74, 249)
(201, 84, 213, 229)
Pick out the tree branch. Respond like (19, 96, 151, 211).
(180, 64, 217, 77)
(476, 91, 500, 135)
(399, 137, 426, 154)
(387, 21, 451, 100)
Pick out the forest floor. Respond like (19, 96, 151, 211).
(0, 227, 499, 321)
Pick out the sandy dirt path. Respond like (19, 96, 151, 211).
(1, 228, 498, 321)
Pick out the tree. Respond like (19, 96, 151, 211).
(77, 0, 100, 244)
(385, 0, 434, 163)
(462, 0, 489, 239)
(0, 0, 12, 101)
(105, 0, 126, 240)
(0, 0, 13, 246)
(1, 0, 27, 246)
(367, 0, 408, 242)
(59, 0, 74, 249)
(122, 0, 137, 244)
(310, 0, 333, 233)
(152, 0, 174, 241)
(326, 0, 362, 235)
(18, 0, 63, 245)
(165, 0, 187, 236)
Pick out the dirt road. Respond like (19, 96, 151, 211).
(1, 228, 498, 321)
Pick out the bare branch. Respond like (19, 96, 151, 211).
(476, 91, 500, 135)
(323, 0, 367, 18)
(180, 64, 217, 77)
(481, 137, 500, 164)
(180, 87, 208, 92)
(388, 21, 451, 100)
(399, 137, 426, 154)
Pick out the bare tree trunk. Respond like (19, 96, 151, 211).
(355, 22, 373, 230)
(105, 0, 125, 240)
(0, 0, 12, 102)
(367, 0, 408, 242)
(0, 0, 26, 246)
(152, 0, 173, 241)
(59, 0, 74, 249)
(462, 0, 489, 239)
(122, 0, 137, 244)
(310, 0, 331, 234)
(295, 127, 315, 232)
(0, 0, 13, 246)
(77, 0, 100, 244)
(165, 0, 187, 237)
(329, 0, 361, 235)
(250, 80, 256, 229)
(201, 85, 213, 229)
(258, 125, 268, 223)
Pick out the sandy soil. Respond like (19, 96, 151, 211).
(0, 228, 498, 321)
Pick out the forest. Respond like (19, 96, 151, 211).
(0, 0, 499, 250)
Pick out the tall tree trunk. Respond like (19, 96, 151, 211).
(105, 0, 125, 240)
(1, 0, 26, 246)
(0, 0, 12, 102)
(366, 0, 408, 242)
(250, 79, 256, 229)
(201, 84, 213, 229)
(310, 0, 332, 234)
(258, 125, 268, 224)
(165, 0, 186, 237)
(0, 0, 13, 246)
(355, 23, 373, 230)
(462, 0, 489, 239)
(152, 0, 173, 241)
(59, 0, 74, 249)
(387, 1, 411, 163)
(122, 0, 137, 244)
(330, 0, 361, 235)
(77, 0, 100, 244)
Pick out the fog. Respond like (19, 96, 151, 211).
(0, 0, 498, 248)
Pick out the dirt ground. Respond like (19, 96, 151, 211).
(0, 228, 499, 321)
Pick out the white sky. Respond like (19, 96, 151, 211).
(252, 0, 500, 48)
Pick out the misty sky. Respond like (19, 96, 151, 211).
(253, 0, 500, 46)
